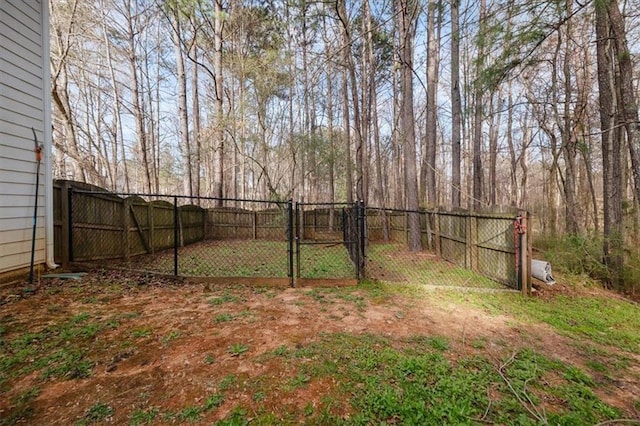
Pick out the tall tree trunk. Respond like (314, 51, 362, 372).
(125, 0, 151, 193)
(488, 90, 501, 206)
(361, 0, 375, 205)
(398, 0, 422, 251)
(472, 0, 486, 209)
(342, 65, 354, 204)
(561, 2, 579, 234)
(506, 88, 517, 206)
(607, 0, 640, 205)
(451, 0, 461, 207)
(336, 0, 365, 202)
(213, 0, 224, 204)
(392, 7, 403, 210)
(192, 46, 202, 199)
(172, 11, 192, 197)
(322, 7, 336, 210)
(596, 0, 623, 288)
(423, 0, 439, 206)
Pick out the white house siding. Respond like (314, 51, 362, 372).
(0, 0, 49, 276)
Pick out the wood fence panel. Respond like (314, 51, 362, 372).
(388, 212, 407, 243)
(206, 208, 253, 240)
(366, 209, 386, 241)
(475, 216, 516, 287)
(72, 192, 125, 261)
(181, 205, 205, 244)
(256, 210, 287, 240)
(128, 197, 151, 257)
(151, 201, 176, 251)
(438, 214, 466, 267)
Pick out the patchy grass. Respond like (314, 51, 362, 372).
(228, 344, 249, 357)
(121, 240, 356, 279)
(0, 312, 103, 385)
(76, 402, 114, 425)
(457, 289, 640, 353)
(298, 244, 355, 279)
(0, 270, 638, 424)
(368, 243, 505, 288)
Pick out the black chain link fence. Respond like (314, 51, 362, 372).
(366, 208, 523, 290)
(67, 190, 294, 282)
(54, 182, 527, 289)
(295, 202, 365, 281)
(58, 187, 366, 284)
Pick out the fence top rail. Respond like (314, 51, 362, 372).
(69, 189, 290, 206)
(298, 202, 358, 207)
(366, 206, 522, 220)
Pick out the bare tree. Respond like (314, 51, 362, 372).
(423, 0, 440, 206)
(397, 0, 422, 251)
(170, 8, 193, 197)
(450, 0, 461, 208)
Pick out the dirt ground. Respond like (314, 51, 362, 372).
(1, 270, 638, 424)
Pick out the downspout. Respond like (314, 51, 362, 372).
(42, 0, 58, 270)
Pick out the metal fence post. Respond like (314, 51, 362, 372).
(173, 196, 178, 276)
(295, 202, 301, 280)
(287, 199, 294, 287)
(354, 202, 361, 280)
(359, 200, 366, 280)
(515, 211, 531, 295)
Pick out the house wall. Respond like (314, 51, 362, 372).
(0, 1, 49, 276)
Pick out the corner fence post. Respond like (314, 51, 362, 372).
(287, 199, 294, 287)
(173, 196, 178, 276)
(516, 211, 531, 296)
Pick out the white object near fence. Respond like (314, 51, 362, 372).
(531, 259, 555, 285)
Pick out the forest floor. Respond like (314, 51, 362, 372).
(1, 269, 639, 425)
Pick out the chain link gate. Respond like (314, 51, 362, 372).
(294, 202, 366, 283)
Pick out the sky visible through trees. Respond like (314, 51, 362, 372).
(50, 0, 640, 289)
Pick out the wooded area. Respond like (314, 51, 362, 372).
(49, 0, 640, 291)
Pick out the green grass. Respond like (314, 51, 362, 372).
(123, 240, 360, 280)
(161, 330, 181, 346)
(176, 405, 202, 422)
(0, 387, 40, 426)
(225, 332, 621, 424)
(128, 394, 224, 426)
(459, 291, 640, 352)
(131, 240, 291, 277)
(76, 402, 114, 425)
(128, 407, 159, 425)
(368, 243, 505, 288)
(228, 344, 249, 357)
(119, 238, 512, 287)
(0, 312, 104, 386)
(298, 244, 355, 279)
(131, 328, 152, 338)
(218, 375, 238, 392)
(214, 313, 234, 323)
(3, 268, 637, 424)
(208, 291, 241, 305)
